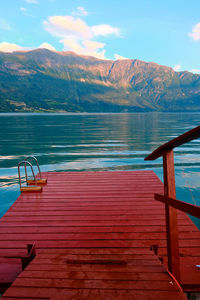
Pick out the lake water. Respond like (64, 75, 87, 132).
(0, 112, 200, 228)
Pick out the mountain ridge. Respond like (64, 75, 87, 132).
(0, 48, 200, 112)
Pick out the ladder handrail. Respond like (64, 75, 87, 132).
(24, 156, 42, 180)
(18, 160, 37, 189)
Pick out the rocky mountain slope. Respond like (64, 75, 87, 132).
(0, 49, 200, 112)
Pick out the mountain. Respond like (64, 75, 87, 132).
(0, 48, 200, 112)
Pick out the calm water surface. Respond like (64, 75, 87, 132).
(0, 112, 200, 227)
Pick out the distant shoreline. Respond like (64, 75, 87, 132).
(0, 111, 200, 115)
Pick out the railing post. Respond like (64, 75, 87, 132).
(163, 149, 180, 282)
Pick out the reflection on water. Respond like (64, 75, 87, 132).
(0, 112, 200, 228)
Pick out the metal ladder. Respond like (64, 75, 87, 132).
(18, 156, 47, 192)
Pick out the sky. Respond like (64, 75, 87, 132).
(0, 0, 200, 73)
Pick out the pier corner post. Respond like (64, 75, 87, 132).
(163, 149, 180, 282)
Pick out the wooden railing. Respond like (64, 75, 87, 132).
(145, 125, 200, 282)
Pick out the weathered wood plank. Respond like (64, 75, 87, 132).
(3, 287, 187, 300)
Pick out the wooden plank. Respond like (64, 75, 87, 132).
(0, 239, 200, 249)
(0, 219, 193, 227)
(2, 215, 179, 221)
(12, 278, 178, 290)
(155, 194, 200, 219)
(3, 287, 187, 300)
(27, 258, 161, 267)
(2, 298, 48, 300)
(2, 224, 196, 234)
(0, 225, 170, 233)
(6, 209, 167, 216)
(0, 232, 169, 240)
(22, 253, 159, 260)
(35, 247, 200, 256)
(18, 270, 172, 281)
(0, 231, 199, 241)
(24, 263, 166, 273)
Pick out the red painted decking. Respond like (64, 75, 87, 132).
(0, 170, 199, 299)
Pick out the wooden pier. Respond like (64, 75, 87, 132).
(0, 126, 200, 299)
(0, 170, 199, 299)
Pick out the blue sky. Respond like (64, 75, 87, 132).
(0, 0, 200, 73)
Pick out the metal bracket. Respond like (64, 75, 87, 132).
(21, 244, 36, 270)
(150, 244, 164, 263)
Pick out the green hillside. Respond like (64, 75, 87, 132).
(0, 49, 200, 112)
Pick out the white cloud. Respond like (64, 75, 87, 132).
(61, 39, 106, 59)
(0, 42, 57, 53)
(20, 7, 27, 12)
(25, 0, 38, 3)
(0, 18, 10, 31)
(38, 42, 56, 51)
(189, 23, 200, 41)
(0, 42, 23, 52)
(114, 54, 127, 60)
(72, 7, 88, 17)
(44, 14, 121, 59)
(84, 40, 105, 51)
(62, 40, 83, 53)
(173, 64, 181, 72)
(92, 24, 120, 37)
(191, 69, 200, 74)
(44, 16, 92, 40)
